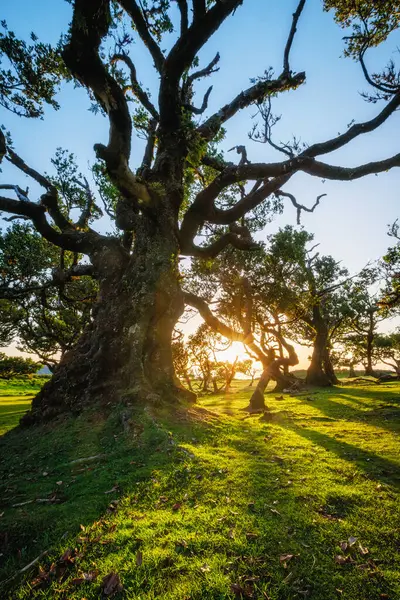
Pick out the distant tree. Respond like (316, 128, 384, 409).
(380, 221, 400, 309)
(259, 227, 353, 387)
(0, 221, 97, 370)
(374, 332, 400, 376)
(1, 1, 400, 423)
(344, 272, 387, 377)
(185, 244, 300, 411)
(0, 352, 42, 379)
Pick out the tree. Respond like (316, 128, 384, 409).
(253, 227, 353, 387)
(1, 1, 400, 423)
(0, 352, 42, 379)
(380, 221, 400, 309)
(185, 244, 301, 410)
(374, 332, 400, 376)
(0, 219, 96, 370)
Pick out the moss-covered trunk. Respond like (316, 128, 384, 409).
(22, 213, 194, 424)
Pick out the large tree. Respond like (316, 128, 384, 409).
(1, 1, 400, 422)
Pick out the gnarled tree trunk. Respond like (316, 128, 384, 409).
(22, 214, 195, 424)
(306, 315, 332, 387)
(323, 347, 339, 384)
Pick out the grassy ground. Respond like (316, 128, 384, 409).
(0, 380, 399, 599)
(0, 378, 48, 436)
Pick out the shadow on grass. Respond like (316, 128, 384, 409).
(1, 385, 400, 599)
(279, 420, 400, 488)
(293, 385, 400, 437)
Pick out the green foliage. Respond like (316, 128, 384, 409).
(0, 20, 65, 118)
(0, 352, 41, 379)
(325, 0, 400, 55)
(0, 223, 97, 367)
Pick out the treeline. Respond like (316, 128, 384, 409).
(2, 221, 400, 405)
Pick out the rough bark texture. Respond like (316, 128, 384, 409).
(305, 315, 333, 387)
(22, 211, 194, 424)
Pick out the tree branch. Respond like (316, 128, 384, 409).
(111, 52, 159, 120)
(197, 72, 305, 141)
(118, 0, 165, 72)
(276, 190, 327, 224)
(63, 0, 150, 204)
(176, 0, 189, 35)
(283, 0, 306, 74)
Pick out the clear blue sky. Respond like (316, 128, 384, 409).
(1, 1, 400, 361)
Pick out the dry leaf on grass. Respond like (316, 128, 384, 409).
(102, 572, 123, 596)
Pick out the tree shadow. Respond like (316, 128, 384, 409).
(294, 384, 400, 437)
(278, 420, 400, 489)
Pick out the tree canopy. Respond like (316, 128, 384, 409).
(0, 0, 400, 421)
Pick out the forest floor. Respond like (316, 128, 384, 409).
(0, 379, 399, 599)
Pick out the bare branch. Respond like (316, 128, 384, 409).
(117, 0, 165, 72)
(303, 90, 400, 158)
(283, 0, 307, 74)
(187, 52, 220, 87)
(111, 53, 159, 120)
(276, 190, 327, 224)
(0, 194, 98, 253)
(197, 72, 305, 141)
(176, 0, 189, 35)
(184, 85, 213, 115)
(228, 145, 250, 165)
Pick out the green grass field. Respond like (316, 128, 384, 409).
(0, 379, 399, 599)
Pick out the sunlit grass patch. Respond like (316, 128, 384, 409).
(0, 380, 399, 599)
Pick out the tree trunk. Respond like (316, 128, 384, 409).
(323, 348, 339, 384)
(22, 216, 195, 424)
(306, 321, 332, 387)
(364, 330, 376, 377)
(348, 364, 356, 378)
(248, 368, 270, 411)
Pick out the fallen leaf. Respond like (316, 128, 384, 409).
(172, 502, 182, 511)
(246, 532, 258, 540)
(358, 543, 369, 556)
(56, 481, 63, 486)
(136, 550, 143, 566)
(335, 555, 354, 565)
(280, 553, 295, 563)
(104, 485, 119, 495)
(348, 536, 357, 547)
(200, 563, 210, 572)
(102, 572, 123, 596)
(59, 548, 74, 564)
(228, 528, 234, 539)
(339, 542, 348, 552)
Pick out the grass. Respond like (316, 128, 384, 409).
(0, 378, 48, 436)
(0, 379, 399, 599)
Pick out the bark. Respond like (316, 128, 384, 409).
(323, 348, 339, 385)
(364, 328, 376, 377)
(348, 364, 356, 378)
(248, 338, 299, 411)
(22, 213, 195, 424)
(305, 314, 332, 387)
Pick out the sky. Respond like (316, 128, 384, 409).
(1, 0, 400, 367)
